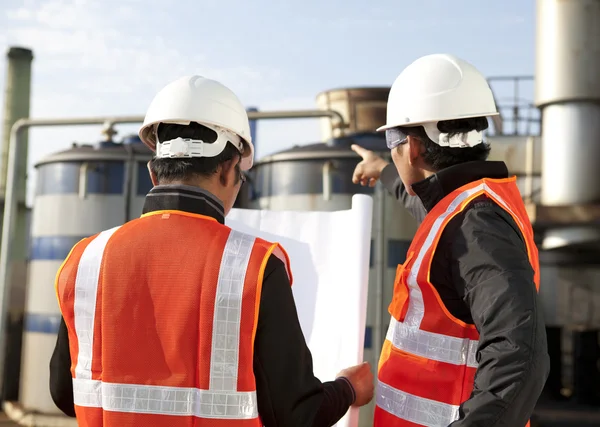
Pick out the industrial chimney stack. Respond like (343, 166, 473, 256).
(1, 47, 33, 201)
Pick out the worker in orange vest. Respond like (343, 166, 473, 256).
(351, 54, 550, 427)
(49, 75, 374, 426)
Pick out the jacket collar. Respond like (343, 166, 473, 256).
(142, 184, 225, 224)
(411, 161, 510, 212)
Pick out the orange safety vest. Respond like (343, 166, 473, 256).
(55, 210, 292, 427)
(375, 177, 539, 427)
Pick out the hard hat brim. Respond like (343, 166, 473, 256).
(376, 111, 500, 133)
(139, 119, 255, 171)
(139, 118, 253, 150)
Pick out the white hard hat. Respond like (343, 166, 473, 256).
(378, 54, 499, 148)
(139, 75, 254, 171)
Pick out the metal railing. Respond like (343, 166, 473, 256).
(487, 76, 541, 136)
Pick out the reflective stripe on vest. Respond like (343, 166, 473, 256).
(401, 181, 526, 332)
(386, 317, 478, 368)
(377, 380, 459, 427)
(71, 226, 259, 419)
(375, 178, 539, 427)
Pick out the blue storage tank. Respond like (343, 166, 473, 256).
(20, 138, 153, 413)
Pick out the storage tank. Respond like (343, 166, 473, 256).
(20, 135, 152, 413)
(316, 87, 390, 141)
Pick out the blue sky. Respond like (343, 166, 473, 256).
(0, 0, 536, 204)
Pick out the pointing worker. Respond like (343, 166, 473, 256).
(352, 54, 549, 426)
(49, 75, 374, 426)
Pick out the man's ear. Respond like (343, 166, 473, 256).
(218, 159, 235, 186)
(407, 135, 422, 166)
(147, 161, 159, 186)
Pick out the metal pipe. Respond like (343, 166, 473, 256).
(78, 162, 89, 200)
(485, 83, 505, 135)
(0, 110, 345, 131)
(0, 47, 33, 401)
(536, 0, 600, 205)
(524, 136, 535, 202)
(535, 0, 600, 248)
(373, 182, 386, 366)
(247, 109, 346, 127)
(487, 75, 535, 81)
(1, 47, 33, 197)
(322, 161, 333, 201)
(0, 108, 347, 394)
(540, 104, 600, 205)
(247, 107, 259, 155)
(123, 143, 135, 222)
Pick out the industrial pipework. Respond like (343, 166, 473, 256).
(0, 46, 33, 402)
(534, 0, 600, 409)
(535, 0, 600, 248)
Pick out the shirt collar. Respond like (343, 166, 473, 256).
(142, 184, 225, 223)
(411, 161, 510, 212)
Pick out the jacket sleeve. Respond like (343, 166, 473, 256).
(253, 255, 355, 427)
(449, 204, 550, 427)
(379, 163, 427, 222)
(49, 317, 76, 417)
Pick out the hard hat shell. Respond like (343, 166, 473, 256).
(377, 54, 499, 132)
(139, 75, 254, 170)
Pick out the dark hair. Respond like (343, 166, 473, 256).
(399, 117, 491, 171)
(149, 122, 241, 183)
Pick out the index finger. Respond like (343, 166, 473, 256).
(350, 144, 369, 159)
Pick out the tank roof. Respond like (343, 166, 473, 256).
(256, 132, 388, 164)
(7, 46, 33, 59)
(315, 86, 391, 98)
(35, 141, 152, 167)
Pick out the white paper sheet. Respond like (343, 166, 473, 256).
(226, 194, 373, 427)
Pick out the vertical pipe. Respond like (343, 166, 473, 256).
(524, 136, 534, 202)
(1, 47, 33, 198)
(78, 163, 89, 200)
(0, 46, 33, 401)
(535, 1, 600, 402)
(246, 107, 258, 157)
(535, 0, 600, 206)
(373, 182, 386, 366)
(123, 143, 134, 222)
(0, 125, 24, 398)
(322, 161, 333, 201)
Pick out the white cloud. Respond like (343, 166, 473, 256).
(0, 0, 293, 206)
(4, 0, 284, 106)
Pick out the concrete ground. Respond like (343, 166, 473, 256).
(1, 400, 599, 427)
(2, 403, 77, 427)
(0, 414, 19, 426)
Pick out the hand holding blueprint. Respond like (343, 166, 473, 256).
(226, 194, 373, 427)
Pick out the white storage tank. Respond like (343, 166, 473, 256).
(20, 136, 152, 413)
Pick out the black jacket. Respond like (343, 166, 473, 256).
(49, 184, 354, 427)
(380, 160, 550, 427)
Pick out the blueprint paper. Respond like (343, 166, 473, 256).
(225, 195, 373, 427)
